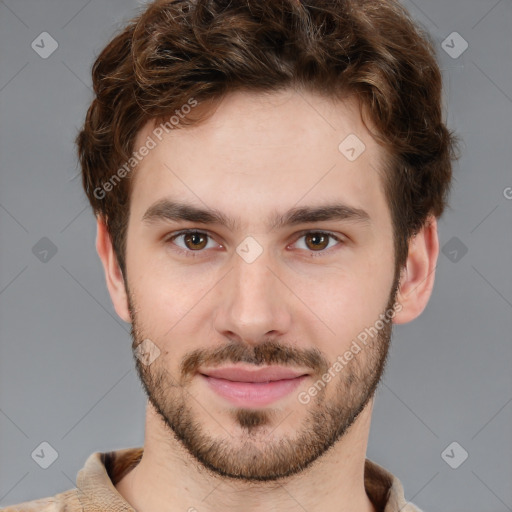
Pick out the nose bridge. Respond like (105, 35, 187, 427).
(215, 245, 291, 342)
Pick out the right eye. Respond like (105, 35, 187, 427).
(165, 230, 222, 257)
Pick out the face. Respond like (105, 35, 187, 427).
(123, 88, 401, 482)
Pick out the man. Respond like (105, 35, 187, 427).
(4, 0, 459, 510)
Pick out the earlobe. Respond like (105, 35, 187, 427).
(393, 216, 440, 325)
(95, 216, 132, 324)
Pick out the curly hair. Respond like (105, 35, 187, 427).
(76, 0, 460, 280)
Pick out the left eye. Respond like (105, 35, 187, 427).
(293, 231, 343, 252)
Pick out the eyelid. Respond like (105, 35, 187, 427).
(291, 229, 346, 243)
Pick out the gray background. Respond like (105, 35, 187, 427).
(0, 0, 511, 511)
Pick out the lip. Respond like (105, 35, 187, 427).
(199, 366, 310, 407)
(199, 365, 309, 383)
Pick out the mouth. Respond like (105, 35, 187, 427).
(198, 365, 310, 407)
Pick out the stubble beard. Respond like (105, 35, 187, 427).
(128, 272, 400, 482)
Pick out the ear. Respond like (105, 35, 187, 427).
(393, 215, 439, 324)
(95, 216, 132, 323)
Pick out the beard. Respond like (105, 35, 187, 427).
(127, 267, 401, 483)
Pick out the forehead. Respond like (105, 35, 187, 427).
(129, 89, 390, 232)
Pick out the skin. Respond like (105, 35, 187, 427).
(96, 87, 439, 512)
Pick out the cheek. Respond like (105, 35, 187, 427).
(128, 262, 218, 342)
(294, 252, 392, 348)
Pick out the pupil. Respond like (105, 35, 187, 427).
(187, 233, 205, 249)
(309, 233, 327, 250)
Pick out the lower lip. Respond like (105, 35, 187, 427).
(200, 374, 308, 407)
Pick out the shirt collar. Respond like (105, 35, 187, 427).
(76, 447, 421, 512)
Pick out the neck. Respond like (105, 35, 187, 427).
(115, 400, 377, 512)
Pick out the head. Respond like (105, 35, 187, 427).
(78, 0, 459, 482)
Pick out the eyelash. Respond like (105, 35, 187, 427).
(164, 229, 346, 259)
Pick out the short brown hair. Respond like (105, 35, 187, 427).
(76, 0, 460, 280)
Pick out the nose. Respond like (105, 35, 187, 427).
(213, 248, 293, 346)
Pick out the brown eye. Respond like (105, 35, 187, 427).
(183, 231, 208, 250)
(293, 231, 344, 256)
(166, 229, 220, 258)
(304, 232, 330, 251)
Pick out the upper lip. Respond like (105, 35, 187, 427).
(199, 365, 309, 383)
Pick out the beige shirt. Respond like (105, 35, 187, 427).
(2, 447, 423, 512)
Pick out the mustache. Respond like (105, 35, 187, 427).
(180, 340, 330, 380)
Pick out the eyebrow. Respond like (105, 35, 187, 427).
(141, 198, 372, 232)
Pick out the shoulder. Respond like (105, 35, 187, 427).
(1, 488, 81, 512)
